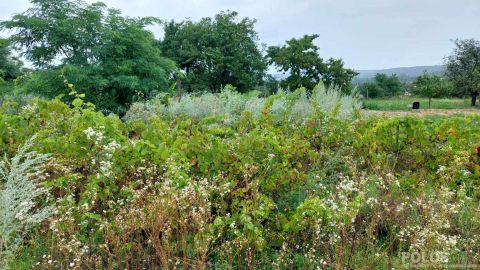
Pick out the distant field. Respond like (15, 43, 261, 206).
(363, 97, 476, 111)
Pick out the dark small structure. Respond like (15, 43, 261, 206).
(412, 102, 420, 110)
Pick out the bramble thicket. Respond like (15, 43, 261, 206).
(1, 84, 480, 269)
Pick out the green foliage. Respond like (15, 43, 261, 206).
(1, 93, 480, 268)
(412, 73, 453, 108)
(14, 70, 65, 98)
(0, 39, 22, 81)
(445, 39, 480, 106)
(359, 80, 381, 98)
(373, 73, 404, 96)
(1, 0, 176, 114)
(160, 11, 267, 93)
(1, 4, 480, 268)
(360, 73, 405, 98)
(1, 0, 104, 67)
(267, 34, 358, 92)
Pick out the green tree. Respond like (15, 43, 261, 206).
(1, 0, 106, 67)
(1, 0, 176, 113)
(267, 34, 357, 92)
(160, 19, 210, 93)
(0, 38, 22, 81)
(92, 9, 176, 111)
(374, 73, 404, 97)
(324, 58, 358, 94)
(359, 82, 381, 98)
(160, 11, 267, 93)
(412, 73, 453, 108)
(359, 73, 405, 98)
(445, 39, 480, 106)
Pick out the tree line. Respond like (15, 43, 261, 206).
(358, 73, 453, 108)
(0, 0, 356, 114)
(1, 0, 479, 113)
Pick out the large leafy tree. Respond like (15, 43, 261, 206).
(0, 38, 22, 81)
(1, 0, 106, 67)
(412, 73, 453, 108)
(445, 39, 480, 106)
(1, 0, 176, 113)
(267, 34, 357, 92)
(160, 11, 267, 93)
(160, 19, 213, 93)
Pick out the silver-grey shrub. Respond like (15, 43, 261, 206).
(0, 136, 52, 268)
(123, 98, 165, 122)
(125, 83, 361, 124)
(310, 83, 361, 118)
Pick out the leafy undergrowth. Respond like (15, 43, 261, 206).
(0, 93, 480, 269)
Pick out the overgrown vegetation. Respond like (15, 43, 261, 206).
(1, 0, 480, 268)
(0, 88, 479, 269)
(0, 0, 360, 114)
(125, 83, 361, 123)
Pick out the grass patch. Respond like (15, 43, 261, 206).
(363, 97, 476, 111)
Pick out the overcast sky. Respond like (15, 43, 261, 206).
(1, 0, 479, 70)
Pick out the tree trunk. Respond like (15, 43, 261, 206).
(429, 97, 431, 109)
(176, 79, 182, 98)
(471, 92, 478, 106)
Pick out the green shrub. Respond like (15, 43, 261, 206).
(0, 93, 479, 269)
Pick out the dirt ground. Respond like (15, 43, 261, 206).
(363, 109, 480, 117)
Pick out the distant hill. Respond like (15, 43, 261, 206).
(271, 65, 447, 85)
(353, 65, 446, 84)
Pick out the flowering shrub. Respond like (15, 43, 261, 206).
(0, 94, 480, 269)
